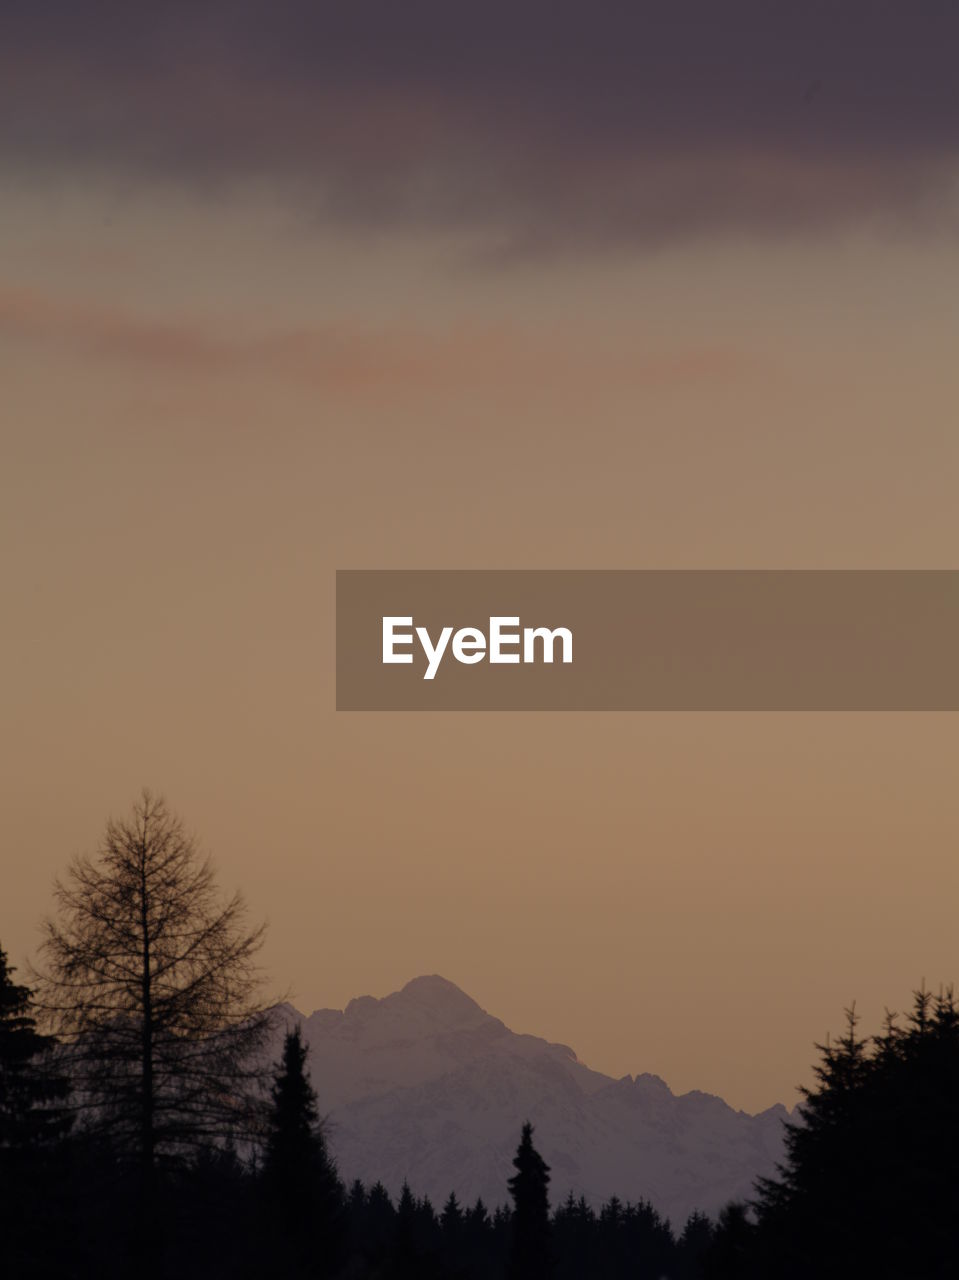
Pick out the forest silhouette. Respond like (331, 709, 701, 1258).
(2, 793, 957, 1278)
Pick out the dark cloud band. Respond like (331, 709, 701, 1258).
(4, 2, 958, 248)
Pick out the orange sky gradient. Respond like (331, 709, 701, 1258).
(3, 6, 959, 1112)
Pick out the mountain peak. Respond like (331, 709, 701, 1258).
(391, 974, 488, 1021)
(398, 974, 479, 1005)
(337, 975, 489, 1029)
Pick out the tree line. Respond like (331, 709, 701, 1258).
(2, 791, 958, 1277)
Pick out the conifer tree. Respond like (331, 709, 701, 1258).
(748, 988, 959, 1277)
(394, 1180, 420, 1278)
(677, 1210, 715, 1280)
(507, 1121, 554, 1279)
(552, 1191, 593, 1279)
(463, 1197, 494, 1276)
(263, 1025, 344, 1276)
(705, 1202, 756, 1279)
(441, 1189, 462, 1231)
(466, 1195, 489, 1227)
(0, 944, 70, 1155)
(440, 1190, 464, 1267)
(365, 1180, 397, 1254)
(0, 945, 72, 1275)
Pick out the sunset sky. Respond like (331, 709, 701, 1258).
(2, 3, 958, 1113)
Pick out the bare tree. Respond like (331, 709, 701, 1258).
(36, 790, 273, 1190)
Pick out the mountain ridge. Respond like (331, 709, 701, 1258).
(273, 975, 791, 1225)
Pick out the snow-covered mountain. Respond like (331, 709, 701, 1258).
(273, 975, 790, 1227)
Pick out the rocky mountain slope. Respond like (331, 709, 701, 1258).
(273, 975, 790, 1227)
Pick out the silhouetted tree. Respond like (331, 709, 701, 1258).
(507, 1121, 554, 1279)
(347, 1177, 367, 1241)
(622, 1198, 675, 1279)
(36, 791, 272, 1204)
(0, 944, 73, 1275)
(553, 1191, 594, 1279)
(677, 1209, 715, 1279)
(365, 1180, 398, 1257)
(705, 1202, 755, 1279)
(0, 944, 70, 1154)
(463, 1196, 497, 1279)
(394, 1180, 420, 1278)
(746, 987, 959, 1278)
(262, 1025, 344, 1275)
(441, 1190, 464, 1261)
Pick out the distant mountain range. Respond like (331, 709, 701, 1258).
(274, 975, 792, 1227)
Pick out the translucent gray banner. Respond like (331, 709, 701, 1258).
(336, 570, 959, 710)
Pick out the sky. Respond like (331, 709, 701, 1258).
(2, 2, 958, 1113)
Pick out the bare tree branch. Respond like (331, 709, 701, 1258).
(33, 789, 276, 1181)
